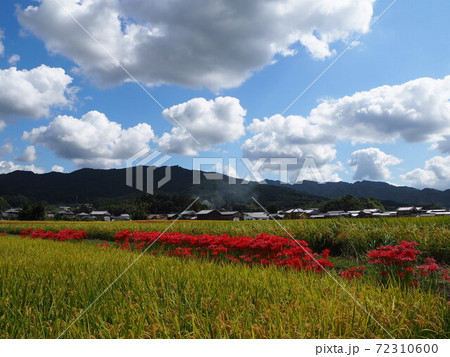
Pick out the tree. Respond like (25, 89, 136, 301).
(19, 203, 46, 221)
(3, 194, 29, 208)
(0, 196, 10, 212)
(74, 204, 92, 214)
(320, 195, 385, 212)
(131, 208, 148, 220)
(266, 202, 279, 213)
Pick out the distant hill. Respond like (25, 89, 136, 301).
(0, 166, 449, 209)
(268, 179, 450, 208)
(0, 166, 323, 209)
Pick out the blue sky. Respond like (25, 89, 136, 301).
(1, 0, 450, 189)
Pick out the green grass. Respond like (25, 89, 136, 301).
(0, 235, 448, 338)
(1, 216, 449, 262)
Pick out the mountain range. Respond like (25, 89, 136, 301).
(0, 166, 449, 208)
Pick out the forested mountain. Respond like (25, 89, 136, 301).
(1, 166, 449, 209)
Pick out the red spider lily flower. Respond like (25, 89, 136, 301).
(380, 271, 389, 276)
(340, 266, 365, 280)
(20, 228, 34, 236)
(113, 230, 132, 244)
(96, 243, 110, 248)
(19, 228, 87, 242)
(418, 257, 440, 272)
(397, 273, 406, 278)
(321, 249, 330, 259)
(109, 229, 333, 274)
(404, 267, 414, 272)
(367, 241, 421, 266)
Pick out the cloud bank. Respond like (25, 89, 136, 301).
(349, 148, 401, 181)
(159, 97, 246, 155)
(0, 65, 75, 119)
(18, 0, 374, 90)
(402, 156, 450, 190)
(23, 111, 155, 168)
(243, 75, 450, 185)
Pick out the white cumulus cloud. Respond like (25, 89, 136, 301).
(242, 114, 336, 167)
(310, 76, 450, 145)
(16, 145, 37, 163)
(401, 156, 450, 190)
(348, 148, 401, 181)
(51, 165, 64, 173)
(0, 65, 75, 119)
(243, 75, 450, 182)
(23, 111, 155, 168)
(18, 0, 374, 90)
(8, 54, 20, 66)
(0, 161, 44, 174)
(159, 97, 246, 155)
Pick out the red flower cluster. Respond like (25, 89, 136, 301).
(340, 266, 365, 280)
(367, 241, 421, 266)
(418, 257, 440, 272)
(366, 241, 449, 286)
(112, 230, 333, 272)
(20, 228, 87, 241)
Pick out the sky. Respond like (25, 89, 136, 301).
(1, 0, 450, 190)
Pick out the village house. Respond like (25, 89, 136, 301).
(310, 214, 326, 219)
(348, 210, 362, 218)
(2, 208, 22, 220)
(148, 214, 167, 220)
(196, 210, 223, 220)
(179, 210, 197, 220)
(269, 213, 285, 220)
(426, 208, 447, 214)
(219, 211, 244, 221)
(325, 211, 349, 218)
(90, 211, 112, 221)
(57, 209, 75, 219)
(396, 207, 420, 217)
(372, 211, 397, 218)
(418, 213, 436, 217)
(304, 208, 320, 217)
(76, 212, 91, 220)
(284, 208, 306, 219)
(243, 212, 270, 220)
(433, 211, 450, 216)
(114, 214, 131, 221)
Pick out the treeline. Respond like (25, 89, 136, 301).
(319, 195, 385, 212)
(0, 196, 47, 221)
(95, 194, 209, 219)
(0, 193, 210, 221)
(18, 203, 46, 220)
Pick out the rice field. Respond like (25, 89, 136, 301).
(0, 217, 449, 338)
(0, 234, 448, 338)
(1, 216, 449, 262)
